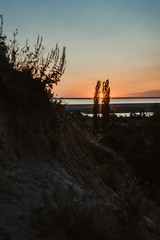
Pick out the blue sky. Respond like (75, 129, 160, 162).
(1, 0, 160, 97)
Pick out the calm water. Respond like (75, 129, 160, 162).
(56, 98, 160, 117)
(59, 98, 160, 105)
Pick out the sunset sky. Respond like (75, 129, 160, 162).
(1, 0, 160, 97)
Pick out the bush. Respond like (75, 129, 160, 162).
(0, 15, 66, 110)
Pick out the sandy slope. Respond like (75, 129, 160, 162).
(0, 105, 159, 239)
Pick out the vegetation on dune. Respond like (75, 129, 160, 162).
(0, 15, 66, 110)
(0, 16, 160, 240)
(91, 77, 160, 197)
(99, 114, 160, 188)
(32, 179, 153, 240)
(77, 106, 160, 204)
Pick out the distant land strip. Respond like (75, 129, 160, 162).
(65, 103, 160, 114)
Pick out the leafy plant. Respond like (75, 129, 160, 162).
(0, 15, 66, 102)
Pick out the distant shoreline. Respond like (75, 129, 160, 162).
(65, 103, 160, 114)
(56, 97, 160, 99)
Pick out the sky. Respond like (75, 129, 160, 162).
(1, 0, 160, 97)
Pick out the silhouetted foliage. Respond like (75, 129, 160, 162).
(100, 115, 160, 195)
(101, 79, 110, 126)
(0, 15, 9, 68)
(152, 103, 160, 117)
(0, 16, 66, 111)
(93, 80, 101, 130)
(8, 32, 66, 95)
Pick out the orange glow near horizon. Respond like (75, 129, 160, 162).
(54, 63, 160, 98)
(2, 0, 160, 99)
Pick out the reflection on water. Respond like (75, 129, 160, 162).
(55, 98, 159, 116)
(116, 112, 153, 117)
(82, 112, 153, 118)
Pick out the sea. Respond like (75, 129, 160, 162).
(59, 97, 160, 105)
(57, 97, 160, 117)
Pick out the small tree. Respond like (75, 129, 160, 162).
(93, 80, 101, 130)
(101, 79, 110, 126)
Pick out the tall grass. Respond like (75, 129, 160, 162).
(0, 15, 66, 109)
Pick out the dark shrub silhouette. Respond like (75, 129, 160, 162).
(101, 79, 110, 126)
(0, 15, 66, 111)
(93, 80, 101, 130)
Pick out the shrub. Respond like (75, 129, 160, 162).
(0, 15, 66, 109)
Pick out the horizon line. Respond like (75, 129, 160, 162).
(55, 96, 160, 99)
